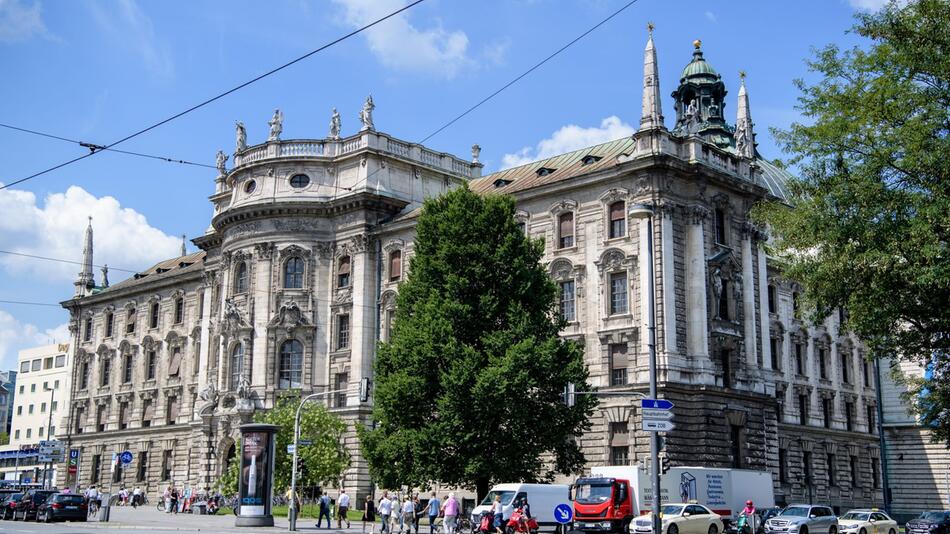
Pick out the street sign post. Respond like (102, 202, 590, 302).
(554, 503, 573, 524)
(641, 408, 674, 420)
(640, 398, 674, 410)
(287, 444, 296, 454)
(642, 420, 675, 432)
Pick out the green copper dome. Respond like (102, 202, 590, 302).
(681, 40, 718, 80)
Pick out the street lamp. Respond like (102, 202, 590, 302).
(43, 385, 55, 490)
(628, 203, 660, 534)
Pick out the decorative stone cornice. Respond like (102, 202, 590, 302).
(548, 199, 578, 217)
(685, 204, 709, 224)
(595, 248, 633, 274)
(382, 239, 405, 255)
(599, 187, 630, 205)
(278, 244, 311, 260)
(254, 242, 276, 260)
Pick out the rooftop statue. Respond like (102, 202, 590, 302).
(471, 144, 481, 164)
(329, 108, 342, 139)
(235, 121, 247, 152)
(215, 150, 228, 176)
(268, 108, 283, 141)
(359, 95, 375, 131)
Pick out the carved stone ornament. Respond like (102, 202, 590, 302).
(278, 244, 312, 260)
(596, 248, 631, 274)
(548, 199, 578, 217)
(315, 241, 335, 259)
(268, 301, 312, 333)
(222, 298, 249, 335)
(382, 238, 405, 255)
(685, 204, 710, 224)
(656, 200, 676, 219)
(254, 242, 275, 260)
(599, 187, 630, 205)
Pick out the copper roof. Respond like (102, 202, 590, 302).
(98, 251, 206, 294)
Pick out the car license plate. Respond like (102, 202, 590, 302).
(66, 506, 78, 510)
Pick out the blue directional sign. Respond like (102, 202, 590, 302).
(640, 398, 674, 410)
(69, 449, 80, 460)
(554, 503, 573, 524)
(119, 451, 134, 465)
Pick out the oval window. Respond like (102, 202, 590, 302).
(244, 180, 257, 194)
(289, 174, 310, 188)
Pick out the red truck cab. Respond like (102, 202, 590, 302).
(572, 477, 634, 534)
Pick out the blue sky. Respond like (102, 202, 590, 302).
(0, 0, 881, 368)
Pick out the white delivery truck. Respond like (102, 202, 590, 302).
(572, 466, 774, 533)
(470, 483, 571, 532)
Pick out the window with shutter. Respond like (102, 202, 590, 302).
(609, 344, 628, 386)
(338, 256, 351, 288)
(608, 201, 625, 239)
(389, 250, 402, 281)
(168, 347, 182, 377)
(558, 212, 574, 248)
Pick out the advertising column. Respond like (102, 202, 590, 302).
(235, 423, 278, 527)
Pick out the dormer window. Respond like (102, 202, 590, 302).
(581, 155, 602, 166)
(493, 178, 513, 188)
(536, 167, 556, 177)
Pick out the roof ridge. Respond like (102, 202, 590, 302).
(485, 135, 633, 178)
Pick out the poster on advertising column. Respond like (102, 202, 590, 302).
(235, 423, 278, 527)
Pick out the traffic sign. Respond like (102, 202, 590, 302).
(119, 451, 134, 465)
(299, 440, 313, 446)
(640, 398, 674, 410)
(287, 444, 296, 454)
(554, 503, 573, 524)
(69, 449, 80, 460)
(642, 419, 675, 432)
(641, 408, 674, 421)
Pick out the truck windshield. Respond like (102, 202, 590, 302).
(780, 507, 810, 517)
(480, 491, 515, 506)
(575, 484, 612, 504)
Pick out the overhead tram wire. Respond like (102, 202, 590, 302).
(334, 0, 645, 200)
(0, 250, 139, 274)
(0, 0, 427, 191)
(0, 299, 62, 308)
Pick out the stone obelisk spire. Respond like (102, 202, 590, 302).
(74, 216, 95, 297)
(735, 71, 756, 158)
(640, 23, 664, 130)
(180, 234, 187, 257)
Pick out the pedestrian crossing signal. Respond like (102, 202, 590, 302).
(359, 377, 371, 402)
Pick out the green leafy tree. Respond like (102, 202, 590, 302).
(0, 432, 8, 446)
(218, 397, 350, 495)
(360, 184, 596, 498)
(755, 0, 950, 442)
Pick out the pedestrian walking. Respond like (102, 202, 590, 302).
(132, 486, 142, 508)
(413, 495, 422, 534)
(491, 495, 504, 534)
(402, 496, 415, 534)
(442, 493, 458, 534)
(163, 486, 172, 514)
(171, 486, 180, 514)
(338, 489, 352, 528)
(379, 492, 393, 534)
(363, 494, 377, 534)
(317, 491, 333, 528)
(427, 492, 441, 534)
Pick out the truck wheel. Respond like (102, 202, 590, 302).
(668, 525, 679, 534)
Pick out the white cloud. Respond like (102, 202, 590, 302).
(482, 37, 510, 66)
(501, 116, 636, 169)
(0, 311, 68, 369)
(87, 0, 173, 79)
(332, 0, 472, 79)
(0, 184, 183, 284)
(0, 0, 56, 42)
(704, 10, 717, 23)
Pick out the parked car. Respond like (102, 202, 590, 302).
(837, 509, 897, 534)
(0, 493, 23, 520)
(906, 511, 950, 534)
(35, 492, 88, 523)
(10, 489, 57, 521)
(764, 505, 838, 534)
(630, 503, 725, 534)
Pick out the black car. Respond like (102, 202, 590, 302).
(0, 493, 22, 520)
(35, 493, 88, 523)
(11, 489, 57, 521)
(906, 511, 950, 534)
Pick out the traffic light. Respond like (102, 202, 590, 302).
(563, 383, 576, 407)
(359, 377, 371, 402)
(660, 454, 671, 475)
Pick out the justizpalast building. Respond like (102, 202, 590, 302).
(59, 33, 883, 510)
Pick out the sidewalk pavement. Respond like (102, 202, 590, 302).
(73, 505, 379, 532)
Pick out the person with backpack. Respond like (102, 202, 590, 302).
(317, 491, 332, 528)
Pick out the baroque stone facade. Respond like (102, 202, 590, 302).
(58, 34, 882, 510)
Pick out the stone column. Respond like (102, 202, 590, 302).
(659, 204, 677, 357)
(252, 243, 275, 389)
(757, 235, 772, 369)
(685, 206, 711, 382)
(741, 227, 757, 366)
(217, 261, 231, 392)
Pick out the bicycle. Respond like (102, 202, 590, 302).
(87, 499, 100, 519)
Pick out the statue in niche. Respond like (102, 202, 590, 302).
(359, 95, 375, 131)
(732, 272, 743, 307)
(711, 266, 724, 319)
(329, 108, 342, 140)
(268, 108, 283, 141)
(215, 150, 228, 175)
(235, 121, 247, 152)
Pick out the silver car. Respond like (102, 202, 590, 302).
(765, 505, 838, 534)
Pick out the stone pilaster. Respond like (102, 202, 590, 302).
(684, 205, 712, 383)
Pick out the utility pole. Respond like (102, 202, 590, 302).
(43, 385, 55, 489)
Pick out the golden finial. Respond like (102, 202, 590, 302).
(647, 22, 655, 35)
(693, 39, 702, 49)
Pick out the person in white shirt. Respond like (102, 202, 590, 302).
(402, 497, 415, 534)
(379, 492, 393, 534)
(338, 490, 352, 528)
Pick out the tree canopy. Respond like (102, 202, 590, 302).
(755, 0, 950, 442)
(359, 184, 596, 498)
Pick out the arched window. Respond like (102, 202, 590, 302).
(389, 250, 402, 282)
(278, 340, 303, 389)
(337, 256, 351, 288)
(234, 262, 248, 293)
(284, 257, 304, 289)
(230, 344, 244, 390)
(608, 201, 626, 239)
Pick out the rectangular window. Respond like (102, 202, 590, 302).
(803, 451, 812, 484)
(558, 212, 574, 248)
(770, 338, 779, 370)
(26, 428, 31, 438)
(29, 404, 34, 414)
(52, 400, 57, 411)
(337, 315, 350, 350)
(55, 354, 66, 367)
(337, 256, 351, 288)
(799, 394, 809, 426)
(867, 405, 876, 434)
(14, 430, 19, 439)
(100, 357, 111, 387)
(559, 280, 576, 322)
(41, 402, 46, 413)
(845, 402, 854, 432)
(20, 361, 29, 373)
(105, 313, 114, 338)
(767, 285, 776, 313)
(142, 399, 153, 428)
(609, 272, 628, 315)
(31, 359, 40, 371)
(792, 292, 800, 314)
(149, 302, 159, 329)
(83, 317, 92, 342)
(715, 208, 727, 244)
(146, 350, 156, 380)
(39, 426, 44, 437)
(166, 396, 179, 424)
(55, 379, 60, 389)
(49, 425, 55, 437)
(168, 347, 182, 377)
(174, 297, 184, 324)
(822, 398, 832, 428)
(850, 455, 858, 487)
(91, 454, 101, 483)
(608, 202, 625, 239)
(123, 355, 133, 383)
(389, 251, 402, 282)
(161, 450, 172, 481)
(16, 406, 22, 415)
(44, 357, 53, 369)
(126, 308, 136, 333)
(80, 361, 89, 390)
(74, 408, 84, 434)
(863, 360, 871, 387)
(778, 449, 788, 483)
(872, 458, 880, 489)
(818, 348, 827, 379)
(827, 453, 837, 487)
(609, 344, 628, 386)
(610, 446, 629, 466)
(137, 451, 148, 482)
(31, 383, 36, 392)
(730, 424, 742, 468)
(334, 372, 348, 408)
(119, 402, 130, 430)
(841, 353, 850, 384)
(97, 404, 107, 432)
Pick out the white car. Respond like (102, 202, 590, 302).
(630, 504, 725, 534)
(838, 510, 898, 534)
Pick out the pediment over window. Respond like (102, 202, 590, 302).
(279, 244, 311, 259)
(268, 301, 312, 333)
